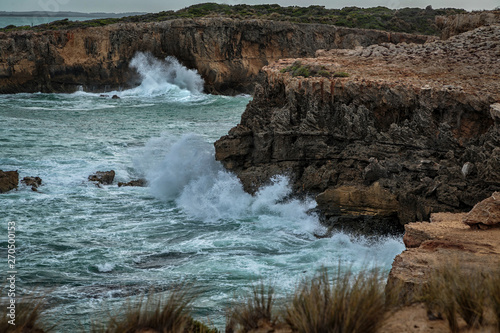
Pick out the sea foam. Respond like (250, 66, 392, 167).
(124, 52, 204, 97)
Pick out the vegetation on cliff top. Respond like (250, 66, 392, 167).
(0, 3, 466, 35)
(280, 61, 350, 79)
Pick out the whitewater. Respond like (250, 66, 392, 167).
(0, 52, 404, 331)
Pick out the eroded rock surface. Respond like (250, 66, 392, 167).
(0, 170, 19, 193)
(436, 10, 500, 39)
(22, 176, 42, 191)
(89, 170, 115, 185)
(0, 18, 430, 95)
(463, 191, 500, 229)
(389, 211, 500, 301)
(118, 179, 146, 187)
(215, 24, 500, 231)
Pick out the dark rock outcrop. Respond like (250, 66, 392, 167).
(88, 170, 115, 185)
(0, 170, 19, 193)
(22, 176, 42, 191)
(118, 179, 146, 187)
(215, 24, 500, 231)
(0, 18, 431, 95)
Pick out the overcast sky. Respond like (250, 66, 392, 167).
(0, 0, 497, 13)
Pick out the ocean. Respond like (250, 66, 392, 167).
(0, 51, 405, 331)
(0, 16, 99, 28)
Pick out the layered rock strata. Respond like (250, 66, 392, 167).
(437, 10, 500, 39)
(215, 25, 500, 232)
(388, 204, 500, 301)
(0, 18, 430, 95)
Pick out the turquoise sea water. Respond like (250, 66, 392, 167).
(0, 52, 405, 331)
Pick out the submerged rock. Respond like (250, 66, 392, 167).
(22, 176, 42, 191)
(0, 170, 19, 193)
(118, 179, 146, 187)
(88, 170, 115, 185)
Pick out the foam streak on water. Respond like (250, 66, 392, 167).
(0, 53, 404, 332)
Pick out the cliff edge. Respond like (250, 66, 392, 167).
(215, 24, 500, 233)
(388, 192, 500, 302)
(0, 18, 430, 95)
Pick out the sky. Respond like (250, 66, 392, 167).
(0, 0, 497, 13)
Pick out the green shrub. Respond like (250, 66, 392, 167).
(333, 71, 350, 78)
(0, 3, 467, 34)
(292, 66, 311, 78)
(317, 70, 331, 77)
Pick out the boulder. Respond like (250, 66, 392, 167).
(118, 179, 146, 187)
(88, 170, 115, 185)
(22, 176, 42, 191)
(389, 212, 500, 302)
(463, 192, 500, 229)
(0, 170, 19, 193)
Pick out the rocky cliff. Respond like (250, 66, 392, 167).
(388, 192, 500, 302)
(0, 18, 431, 95)
(215, 24, 500, 233)
(436, 10, 500, 39)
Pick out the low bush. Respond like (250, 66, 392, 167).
(0, 3, 466, 34)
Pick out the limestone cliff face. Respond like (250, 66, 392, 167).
(215, 24, 500, 232)
(0, 18, 431, 95)
(436, 10, 500, 39)
(388, 205, 500, 302)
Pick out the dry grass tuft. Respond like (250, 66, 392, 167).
(284, 268, 390, 333)
(422, 263, 491, 332)
(488, 269, 500, 331)
(0, 293, 53, 333)
(91, 288, 218, 333)
(226, 283, 275, 333)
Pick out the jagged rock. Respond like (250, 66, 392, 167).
(316, 182, 399, 218)
(463, 192, 500, 229)
(88, 170, 115, 185)
(118, 179, 146, 187)
(0, 18, 430, 95)
(388, 212, 500, 302)
(0, 170, 18, 193)
(316, 182, 402, 235)
(436, 11, 500, 39)
(21, 176, 42, 191)
(215, 24, 500, 232)
(111, 94, 120, 99)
